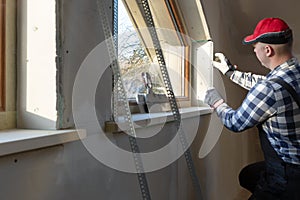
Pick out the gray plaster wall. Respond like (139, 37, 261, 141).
(0, 115, 211, 200)
(57, 0, 112, 129)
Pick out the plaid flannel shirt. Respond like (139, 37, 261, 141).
(216, 58, 300, 164)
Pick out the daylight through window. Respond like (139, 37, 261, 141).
(117, 0, 190, 101)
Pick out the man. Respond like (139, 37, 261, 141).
(205, 18, 300, 199)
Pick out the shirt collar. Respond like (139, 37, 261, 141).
(267, 57, 298, 78)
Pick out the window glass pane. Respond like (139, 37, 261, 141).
(118, 0, 166, 99)
(117, 0, 189, 100)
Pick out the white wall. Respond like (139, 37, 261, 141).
(17, 0, 57, 129)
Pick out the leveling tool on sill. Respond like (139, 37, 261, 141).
(136, 72, 170, 113)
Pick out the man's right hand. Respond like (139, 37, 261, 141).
(213, 53, 236, 77)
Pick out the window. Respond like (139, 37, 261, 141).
(13, 0, 212, 131)
(117, 0, 191, 103)
(117, 0, 151, 99)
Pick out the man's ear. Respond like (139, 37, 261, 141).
(265, 45, 274, 57)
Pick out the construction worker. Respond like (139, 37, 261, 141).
(205, 18, 300, 199)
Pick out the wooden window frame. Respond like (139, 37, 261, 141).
(0, 0, 6, 112)
(166, 0, 190, 100)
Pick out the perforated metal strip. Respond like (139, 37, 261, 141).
(97, 0, 202, 199)
(96, 0, 151, 199)
(138, 0, 203, 199)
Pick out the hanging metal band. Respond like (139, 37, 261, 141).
(96, 0, 151, 199)
(97, 0, 202, 199)
(138, 0, 203, 199)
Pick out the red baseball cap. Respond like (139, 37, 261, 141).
(243, 18, 293, 45)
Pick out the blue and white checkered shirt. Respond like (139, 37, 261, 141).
(216, 58, 300, 165)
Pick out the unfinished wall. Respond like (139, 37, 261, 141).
(57, 0, 111, 129)
(0, 115, 211, 200)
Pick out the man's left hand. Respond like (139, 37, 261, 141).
(204, 87, 224, 108)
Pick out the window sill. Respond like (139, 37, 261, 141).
(0, 129, 86, 157)
(133, 106, 212, 122)
(106, 106, 213, 132)
(0, 107, 211, 155)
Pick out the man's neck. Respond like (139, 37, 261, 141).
(269, 54, 293, 70)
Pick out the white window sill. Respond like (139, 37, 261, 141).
(0, 129, 86, 157)
(133, 106, 212, 123)
(0, 107, 211, 155)
(106, 106, 213, 132)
